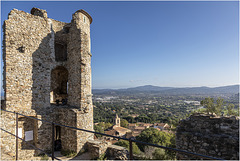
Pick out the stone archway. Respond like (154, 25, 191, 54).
(50, 66, 68, 104)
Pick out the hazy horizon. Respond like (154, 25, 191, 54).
(92, 84, 240, 90)
(1, 84, 239, 93)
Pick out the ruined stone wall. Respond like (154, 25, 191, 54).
(2, 9, 60, 159)
(53, 107, 78, 151)
(176, 114, 239, 160)
(3, 9, 50, 113)
(2, 8, 70, 113)
(1, 8, 94, 159)
(87, 140, 129, 160)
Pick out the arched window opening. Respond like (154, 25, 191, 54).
(50, 66, 68, 104)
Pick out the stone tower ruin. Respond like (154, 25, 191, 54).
(1, 8, 94, 159)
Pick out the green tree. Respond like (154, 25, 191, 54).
(94, 122, 113, 138)
(153, 148, 167, 160)
(200, 97, 215, 114)
(136, 128, 176, 159)
(165, 133, 176, 160)
(114, 140, 141, 155)
(215, 97, 224, 115)
(200, 97, 225, 116)
(151, 132, 176, 160)
(227, 103, 235, 116)
(98, 122, 105, 127)
(123, 116, 134, 123)
(104, 122, 113, 129)
(94, 124, 104, 138)
(136, 128, 172, 151)
(120, 119, 129, 128)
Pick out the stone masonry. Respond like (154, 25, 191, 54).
(87, 140, 129, 160)
(1, 8, 94, 160)
(176, 113, 239, 160)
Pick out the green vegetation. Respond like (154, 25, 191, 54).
(200, 97, 214, 114)
(136, 128, 175, 150)
(93, 87, 239, 124)
(114, 140, 141, 155)
(97, 153, 107, 160)
(61, 149, 77, 158)
(227, 103, 237, 116)
(215, 97, 224, 115)
(153, 148, 167, 160)
(94, 94, 238, 131)
(199, 97, 239, 116)
(94, 122, 113, 137)
(93, 98, 197, 127)
(136, 128, 176, 159)
(93, 87, 239, 126)
(38, 153, 49, 160)
(120, 119, 129, 128)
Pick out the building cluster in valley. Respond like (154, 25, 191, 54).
(98, 114, 173, 144)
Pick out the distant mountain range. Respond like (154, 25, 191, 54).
(93, 85, 239, 95)
(1, 85, 239, 98)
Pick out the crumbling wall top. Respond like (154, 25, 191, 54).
(30, 7, 48, 18)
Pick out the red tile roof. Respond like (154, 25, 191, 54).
(113, 126, 131, 133)
(128, 123, 136, 127)
(105, 129, 117, 136)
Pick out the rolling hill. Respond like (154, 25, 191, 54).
(93, 85, 239, 95)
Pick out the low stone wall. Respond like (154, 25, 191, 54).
(87, 140, 129, 160)
(0, 110, 38, 160)
(176, 113, 239, 160)
(87, 140, 111, 159)
(106, 145, 129, 160)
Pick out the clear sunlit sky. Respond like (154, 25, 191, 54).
(0, 0, 239, 90)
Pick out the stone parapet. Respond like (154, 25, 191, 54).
(176, 113, 239, 160)
(86, 140, 129, 160)
(87, 140, 111, 159)
(106, 145, 129, 160)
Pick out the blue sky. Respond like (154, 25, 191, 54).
(1, 1, 239, 89)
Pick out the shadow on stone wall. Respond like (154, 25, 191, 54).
(30, 25, 82, 156)
(18, 117, 36, 150)
(31, 32, 53, 155)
